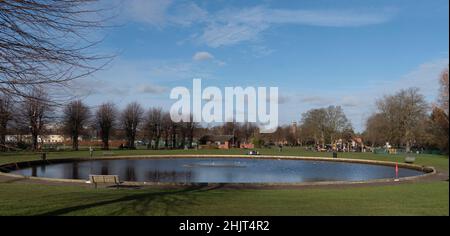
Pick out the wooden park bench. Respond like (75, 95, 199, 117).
(89, 175, 121, 188)
(404, 156, 416, 164)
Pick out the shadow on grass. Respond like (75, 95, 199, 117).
(0, 177, 28, 184)
(37, 184, 227, 216)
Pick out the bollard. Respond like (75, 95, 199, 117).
(394, 162, 399, 181)
(332, 152, 337, 158)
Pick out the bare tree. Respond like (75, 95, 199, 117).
(240, 122, 258, 144)
(376, 87, 428, 151)
(170, 119, 178, 148)
(95, 102, 117, 150)
(184, 114, 197, 148)
(62, 100, 90, 150)
(325, 106, 353, 143)
(364, 113, 389, 147)
(19, 88, 51, 150)
(438, 68, 449, 116)
(0, 0, 112, 101)
(429, 68, 449, 153)
(120, 102, 143, 149)
(144, 107, 162, 149)
(300, 108, 328, 146)
(221, 121, 239, 146)
(161, 112, 172, 149)
(0, 94, 13, 150)
(300, 106, 352, 147)
(172, 113, 197, 149)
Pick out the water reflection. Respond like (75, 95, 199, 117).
(10, 158, 424, 183)
(146, 170, 192, 182)
(125, 166, 136, 181)
(31, 166, 37, 177)
(101, 164, 109, 175)
(72, 162, 78, 179)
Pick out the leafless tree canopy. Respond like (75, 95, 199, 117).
(95, 102, 117, 150)
(120, 102, 143, 149)
(144, 107, 162, 149)
(0, 94, 13, 150)
(63, 100, 90, 150)
(438, 68, 449, 116)
(0, 0, 110, 100)
(373, 87, 428, 151)
(19, 87, 51, 150)
(299, 106, 352, 146)
(364, 113, 389, 147)
(429, 68, 449, 153)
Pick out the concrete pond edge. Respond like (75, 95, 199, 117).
(0, 154, 437, 187)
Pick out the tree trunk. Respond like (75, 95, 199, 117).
(129, 136, 135, 149)
(0, 134, 5, 152)
(164, 134, 168, 149)
(172, 133, 176, 149)
(102, 132, 109, 150)
(188, 134, 193, 148)
(32, 133, 38, 151)
(155, 136, 160, 150)
(0, 123, 6, 151)
(72, 134, 79, 151)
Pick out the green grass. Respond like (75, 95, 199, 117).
(0, 181, 447, 216)
(0, 148, 448, 216)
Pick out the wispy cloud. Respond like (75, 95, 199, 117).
(291, 58, 449, 131)
(299, 95, 335, 106)
(394, 58, 449, 99)
(266, 8, 394, 27)
(198, 6, 394, 47)
(125, 0, 208, 27)
(193, 51, 214, 61)
(126, 0, 173, 27)
(68, 78, 131, 97)
(137, 84, 168, 94)
(124, 2, 395, 48)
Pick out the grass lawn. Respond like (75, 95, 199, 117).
(0, 148, 448, 216)
(0, 181, 447, 216)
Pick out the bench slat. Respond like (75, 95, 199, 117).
(89, 175, 120, 185)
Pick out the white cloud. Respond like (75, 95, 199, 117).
(199, 22, 269, 48)
(267, 9, 393, 27)
(292, 58, 449, 132)
(169, 2, 209, 26)
(123, 2, 395, 48)
(197, 7, 394, 47)
(394, 58, 449, 100)
(125, 0, 208, 27)
(126, 0, 173, 27)
(193, 51, 214, 61)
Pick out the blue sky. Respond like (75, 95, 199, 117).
(77, 0, 449, 131)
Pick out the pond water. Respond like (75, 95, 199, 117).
(9, 158, 423, 183)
